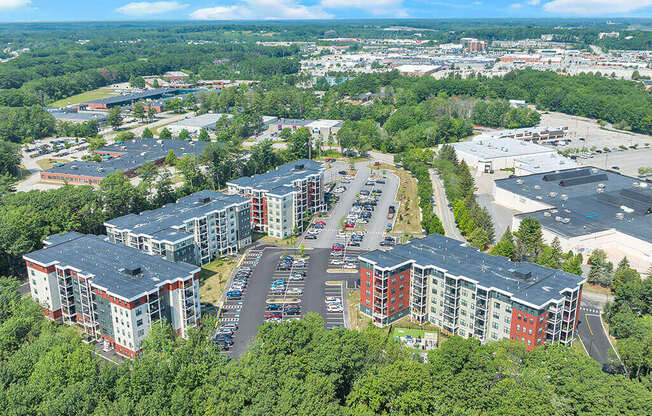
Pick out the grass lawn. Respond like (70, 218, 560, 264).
(198, 256, 239, 306)
(36, 158, 70, 170)
(347, 289, 372, 331)
(571, 338, 589, 356)
(256, 234, 302, 247)
(583, 283, 613, 296)
(391, 315, 442, 332)
(375, 163, 422, 234)
(49, 87, 116, 107)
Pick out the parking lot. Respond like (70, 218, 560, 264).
(303, 161, 400, 253)
(219, 247, 355, 357)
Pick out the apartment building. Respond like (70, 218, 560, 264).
(227, 159, 325, 238)
(105, 190, 251, 266)
(359, 234, 584, 350)
(24, 232, 201, 358)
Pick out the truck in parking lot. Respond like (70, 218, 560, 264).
(387, 205, 396, 219)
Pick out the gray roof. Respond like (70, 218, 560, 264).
(49, 111, 107, 122)
(24, 233, 198, 300)
(227, 159, 323, 192)
(105, 190, 248, 240)
(360, 234, 583, 308)
(45, 138, 209, 179)
(85, 88, 175, 105)
(451, 137, 554, 160)
(496, 167, 652, 242)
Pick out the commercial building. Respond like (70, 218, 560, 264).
(451, 137, 557, 173)
(168, 113, 233, 135)
(359, 234, 584, 350)
(81, 88, 182, 110)
(474, 126, 568, 143)
(24, 232, 201, 358)
(396, 64, 441, 76)
(47, 109, 107, 126)
(227, 159, 326, 238)
(41, 138, 209, 186)
(105, 190, 251, 265)
(514, 153, 580, 176)
(494, 167, 652, 272)
(460, 37, 487, 53)
(270, 118, 343, 141)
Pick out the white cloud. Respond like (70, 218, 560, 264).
(116, 1, 188, 16)
(321, 0, 406, 16)
(0, 0, 30, 10)
(543, 0, 652, 15)
(510, 3, 522, 8)
(527, 0, 540, 5)
(191, 0, 332, 20)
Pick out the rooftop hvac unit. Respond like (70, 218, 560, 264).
(562, 217, 570, 224)
(516, 179, 524, 184)
(555, 216, 563, 222)
(549, 192, 558, 198)
(536, 196, 543, 200)
(543, 211, 551, 217)
(551, 209, 559, 213)
(620, 205, 634, 214)
(561, 194, 568, 201)
(534, 185, 541, 190)
(591, 168, 598, 174)
(640, 182, 648, 188)
(616, 212, 625, 220)
(598, 183, 606, 188)
(633, 182, 640, 187)
(597, 188, 604, 193)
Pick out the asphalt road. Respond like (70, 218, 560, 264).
(226, 247, 356, 358)
(576, 297, 621, 372)
(429, 169, 464, 241)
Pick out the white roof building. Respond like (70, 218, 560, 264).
(169, 113, 233, 135)
(451, 137, 556, 173)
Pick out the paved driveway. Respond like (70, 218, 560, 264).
(429, 169, 464, 241)
(576, 297, 622, 372)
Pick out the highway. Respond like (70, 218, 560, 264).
(429, 168, 464, 241)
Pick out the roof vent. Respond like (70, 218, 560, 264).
(294, 164, 305, 170)
(199, 197, 211, 204)
(121, 266, 141, 277)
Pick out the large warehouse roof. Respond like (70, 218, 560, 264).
(497, 167, 652, 242)
(451, 137, 554, 160)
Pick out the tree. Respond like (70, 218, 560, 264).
(114, 131, 135, 142)
(107, 107, 123, 130)
(515, 217, 543, 262)
(165, 149, 177, 166)
(588, 249, 614, 286)
(147, 106, 156, 121)
(561, 253, 583, 276)
(198, 129, 210, 142)
(613, 257, 641, 289)
(137, 161, 157, 183)
(0, 140, 21, 177)
(98, 172, 148, 218)
(159, 128, 172, 139)
(288, 127, 312, 159)
(141, 127, 154, 138)
(178, 129, 191, 140)
(470, 228, 490, 250)
(132, 101, 145, 121)
(490, 228, 516, 260)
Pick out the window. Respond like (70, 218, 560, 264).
(365, 299, 370, 305)
(399, 275, 404, 281)
(432, 288, 438, 295)
(390, 297, 396, 303)
(527, 340, 532, 346)
(399, 284, 404, 291)
(365, 281, 371, 287)
(516, 324, 520, 331)
(504, 317, 511, 324)
(391, 288, 396, 294)
(518, 314, 522, 320)
(491, 332, 498, 340)
(136, 319, 143, 327)
(391, 278, 396, 284)
(493, 312, 500, 319)
(528, 329, 532, 335)
(431, 306, 436, 313)
(398, 294, 404, 299)
(494, 302, 500, 309)
(492, 322, 499, 329)
(138, 329, 144, 337)
(135, 308, 142, 316)
(365, 290, 370, 296)
(366, 271, 370, 277)
(461, 310, 467, 316)
(461, 300, 467, 307)
(462, 289, 468, 297)
(504, 328, 510, 334)
(461, 320, 466, 327)
(529, 318, 534, 324)
(390, 307, 396, 313)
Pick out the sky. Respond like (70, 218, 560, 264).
(1, 0, 652, 22)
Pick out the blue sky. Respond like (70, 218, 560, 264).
(1, 0, 652, 22)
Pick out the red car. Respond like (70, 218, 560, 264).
(331, 245, 344, 251)
(315, 220, 326, 226)
(265, 313, 282, 319)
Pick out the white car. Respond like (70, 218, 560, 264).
(325, 296, 341, 302)
(331, 260, 343, 265)
(287, 288, 303, 295)
(327, 306, 344, 313)
(343, 263, 357, 269)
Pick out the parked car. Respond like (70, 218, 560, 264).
(265, 313, 282, 319)
(267, 303, 283, 310)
